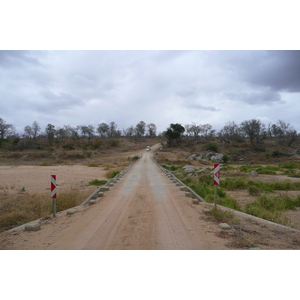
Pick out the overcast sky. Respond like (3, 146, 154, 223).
(1, 50, 300, 135)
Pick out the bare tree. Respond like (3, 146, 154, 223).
(109, 122, 118, 138)
(97, 123, 110, 137)
(146, 123, 157, 137)
(32, 121, 41, 139)
(200, 123, 215, 142)
(135, 121, 146, 137)
(240, 119, 266, 143)
(276, 120, 298, 146)
(0, 118, 15, 139)
(189, 122, 201, 143)
(124, 125, 135, 137)
(24, 125, 33, 138)
(218, 121, 241, 143)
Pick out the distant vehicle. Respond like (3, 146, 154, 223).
(146, 146, 151, 151)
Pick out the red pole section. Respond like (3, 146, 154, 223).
(214, 164, 220, 185)
(51, 175, 57, 198)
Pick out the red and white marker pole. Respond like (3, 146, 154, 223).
(51, 175, 57, 217)
(213, 164, 220, 209)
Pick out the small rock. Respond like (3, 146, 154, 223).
(182, 165, 195, 174)
(24, 222, 41, 231)
(192, 199, 199, 204)
(218, 223, 231, 229)
(249, 170, 258, 176)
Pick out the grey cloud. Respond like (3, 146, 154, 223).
(188, 103, 220, 111)
(224, 89, 283, 105)
(246, 51, 300, 92)
(0, 50, 43, 69)
(219, 50, 300, 93)
(37, 90, 84, 112)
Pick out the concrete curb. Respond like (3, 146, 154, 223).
(151, 157, 206, 203)
(80, 158, 140, 206)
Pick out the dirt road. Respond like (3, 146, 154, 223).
(0, 144, 231, 250)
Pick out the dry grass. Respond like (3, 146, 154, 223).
(0, 188, 91, 233)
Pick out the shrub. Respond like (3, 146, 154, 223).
(202, 142, 218, 152)
(248, 185, 261, 196)
(39, 161, 54, 166)
(87, 163, 100, 167)
(218, 197, 241, 211)
(132, 155, 140, 161)
(264, 152, 271, 159)
(210, 208, 235, 223)
(89, 179, 107, 186)
(106, 170, 120, 178)
(279, 162, 299, 170)
(108, 139, 120, 147)
(91, 140, 103, 149)
(223, 154, 229, 163)
(222, 177, 249, 190)
(62, 143, 75, 150)
(271, 150, 281, 158)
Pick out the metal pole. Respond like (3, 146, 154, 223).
(53, 198, 56, 217)
(214, 185, 217, 209)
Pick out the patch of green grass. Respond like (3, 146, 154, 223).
(88, 179, 107, 186)
(248, 185, 261, 196)
(222, 177, 300, 193)
(245, 194, 300, 226)
(222, 177, 249, 190)
(217, 197, 241, 210)
(221, 165, 236, 171)
(279, 162, 300, 170)
(39, 161, 54, 166)
(271, 180, 300, 191)
(239, 165, 280, 175)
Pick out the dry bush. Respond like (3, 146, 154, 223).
(103, 163, 116, 169)
(105, 169, 120, 178)
(87, 163, 100, 167)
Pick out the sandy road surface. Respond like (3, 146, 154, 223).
(0, 145, 230, 250)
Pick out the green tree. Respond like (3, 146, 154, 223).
(45, 124, 56, 144)
(164, 123, 185, 145)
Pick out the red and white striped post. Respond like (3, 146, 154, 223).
(51, 175, 57, 217)
(214, 164, 220, 209)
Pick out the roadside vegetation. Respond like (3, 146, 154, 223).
(161, 161, 300, 228)
(0, 189, 91, 233)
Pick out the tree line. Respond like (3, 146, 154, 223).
(1, 117, 299, 149)
(164, 119, 299, 147)
(0, 118, 157, 143)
